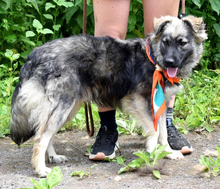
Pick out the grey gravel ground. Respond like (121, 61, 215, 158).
(1, 127, 220, 189)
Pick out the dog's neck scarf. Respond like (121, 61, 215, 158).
(146, 39, 181, 131)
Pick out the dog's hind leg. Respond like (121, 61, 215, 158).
(158, 113, 184, 159)
(46, 136, 68, 164)
(32, 100, 82, 177)
(46, 100, 82, 164)
(32, 132, 56, 177)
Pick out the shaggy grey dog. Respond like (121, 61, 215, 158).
(10, 15, 207, 177)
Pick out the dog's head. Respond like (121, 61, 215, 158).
(148, 15, 207, 78)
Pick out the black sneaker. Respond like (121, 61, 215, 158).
(167, 119, 193, 154)
(89, 126, 119, 160)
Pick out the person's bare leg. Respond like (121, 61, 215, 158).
(95, 0, 130, 113)
(89, 0, 131, 160)
(142, 0, 192, 154)
(143, 0, 180, 34)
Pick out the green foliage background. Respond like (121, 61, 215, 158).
(0, 0, 220, 136)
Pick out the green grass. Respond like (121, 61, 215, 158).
(174, 69, 220, 133)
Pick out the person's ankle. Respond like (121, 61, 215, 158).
(99, 110, 117, 131)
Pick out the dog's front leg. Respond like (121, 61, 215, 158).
(145, 130, 160, 153)
(121, 94, 159, 153)
(158, 113, 184, 159)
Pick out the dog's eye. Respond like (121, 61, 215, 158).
(162, 40, 170, 46)
(178, 40, 188, 47)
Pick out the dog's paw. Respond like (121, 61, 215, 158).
(166, 150, 184, 160)
(49, 155, 68, 164)
(37, 167, 52, 178)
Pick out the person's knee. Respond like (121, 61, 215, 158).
(95, 28, 126, 39)
(98, 107, 114, 112)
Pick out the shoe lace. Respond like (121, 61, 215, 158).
(96, 126, 117, 144)
(115, 142, 121, 156)
(95, 126, 121, 156)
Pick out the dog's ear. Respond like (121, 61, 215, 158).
(182, 16, 208, 43)
(153, 16, 173, 36)
(182, 16, 203, 32)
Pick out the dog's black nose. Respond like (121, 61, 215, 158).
(164, 58, 175, 66)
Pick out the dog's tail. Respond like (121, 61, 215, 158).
(10, 78, 50, 145)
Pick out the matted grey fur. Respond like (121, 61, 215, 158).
(10, 15, 207, 177)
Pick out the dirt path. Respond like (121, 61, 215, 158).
(1, 128, 220, 189)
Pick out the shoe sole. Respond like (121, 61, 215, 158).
(89, 142, 119, 161)
(181, 146, 193, 154)
(89, 152, 116, 160)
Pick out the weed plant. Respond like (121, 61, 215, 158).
(199, 146, 220, 177)
(20, 166, 63, 189)
(115, 144, 171, 179)
(70, 164, 97, 178)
